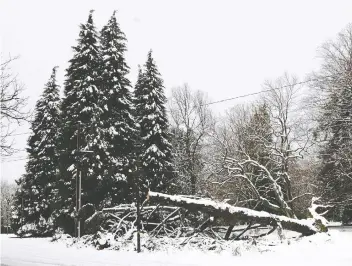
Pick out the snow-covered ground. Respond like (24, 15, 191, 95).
(1, 228, 352, 266)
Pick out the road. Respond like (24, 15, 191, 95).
(328, 225, 352, 231)
(1, 227, 352, 266)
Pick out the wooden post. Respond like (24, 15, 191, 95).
(77, 170, 82, 238)
(136, 167, 141, 253)
(20, 197, 24, 238)
(76, 122, 80, 238)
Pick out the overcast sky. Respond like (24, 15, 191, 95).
(1, 0, 352, 183)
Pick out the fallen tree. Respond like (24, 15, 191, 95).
(148, 191, 322, 236)
(79, 191, 325, 251)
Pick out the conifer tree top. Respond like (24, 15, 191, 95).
(66, 11, 100, 76)
(42, 66, 59, 95)
(63, 11, 102, 123)
(100, 11, 130, 81)
(133, 50, 174, 191)
(32, 67, 60, 132)
(76, 11, 99, 52)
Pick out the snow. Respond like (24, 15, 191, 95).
(146, 144, 162, 154)
(67, 164, 75, 172)
(308, 197, 329, 226)
(328, 221, 343, 227)
(1, 228, 352, 265)
(149, 192, 317, 232)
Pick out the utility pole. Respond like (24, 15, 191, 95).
(76, 122, 80, 238)
(21, 197, 24, 238)
(133, 159, 141, 253)
(136, 171, 141, 253)
(78, 170, 82, 237)
(75, 122, 93, 238)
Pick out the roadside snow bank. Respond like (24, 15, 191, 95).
(2, 229, 352, 266)
(54, 228, 319, 256)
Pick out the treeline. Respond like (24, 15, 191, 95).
(12, 12, 352, 236)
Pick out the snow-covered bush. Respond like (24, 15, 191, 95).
(16, 216, 54, 237)
(51, 228, 72, 242)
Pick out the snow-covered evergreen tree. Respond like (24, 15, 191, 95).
(12, 67, 61, 236)
(134, 51, 174, 193)
(99, 11, 136, 204)
(58, 11, 108, 231)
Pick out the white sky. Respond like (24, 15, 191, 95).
(1, 0, 352, 184)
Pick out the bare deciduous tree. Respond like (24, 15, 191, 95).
(1, 180, 16, 233)
(262, 73, 312, 209)
(207, 74, 314, 218)
(169, 84, 213, 195)
(1, 56, 29, 157)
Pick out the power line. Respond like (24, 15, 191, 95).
(3, 73, 349, 164)
(202, 73, 341, 106)
(1, 157, 27, 163)
(5, 73, 347, 135)
(6, 122, 100, 137)
(8, 132, 31, 136)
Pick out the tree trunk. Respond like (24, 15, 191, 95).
(224, 225, 234, 240)
(190, 173, 196, 195)
(148, 191, 319, 236)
